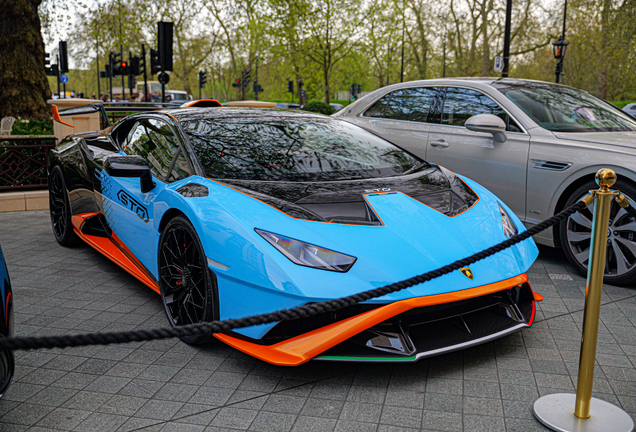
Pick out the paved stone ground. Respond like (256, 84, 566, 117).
(0, 210, 635, 432)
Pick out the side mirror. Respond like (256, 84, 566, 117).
(465, 114, 507, 143)
(104, 155, 156, 193)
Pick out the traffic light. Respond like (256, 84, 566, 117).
(150, 49, 161, 75)
(253, 82, 263, 94)
(242, 69, 251, 87)
(99, 65, 110, 78)
(131, 56, 142, 76)
(112, 52, 128, 75)
(232, 78, 241, 88)
(287, 80, 293, 93)
(58, 41, 69, 73)
(349, 84, 355, 99)
(198, 70, 207, 89)
(158, 21, 173, 71)
(356, 83, 362, 95)
(44, 53, 56, 76)
(110, 52, 121, 76)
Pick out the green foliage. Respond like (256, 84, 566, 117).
(11, 118, 54, 136)
(40, 0, 636, 107)
(611, 100, 636, 109)
(301, 101, 336, 115)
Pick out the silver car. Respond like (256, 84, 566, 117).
(335, 78, 636, 285)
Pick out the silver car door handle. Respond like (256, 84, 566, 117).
(430, 140, 449, 148)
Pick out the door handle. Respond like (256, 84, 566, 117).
(430, 140, 449, 148)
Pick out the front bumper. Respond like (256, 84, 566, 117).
(215, 274, 538, 366)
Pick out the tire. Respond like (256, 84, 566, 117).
(158, 216, 217, 345)
(48, 166, 80, 246)
(559, 179, 636, 286)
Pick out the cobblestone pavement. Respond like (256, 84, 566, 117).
(0, 210, 635, 432)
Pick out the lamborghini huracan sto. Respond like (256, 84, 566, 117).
(48, 106, 540, 365)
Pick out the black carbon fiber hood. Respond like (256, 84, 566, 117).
(219, 165, 479, 225)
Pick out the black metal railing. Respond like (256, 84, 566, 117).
(0, 136, 57, 191)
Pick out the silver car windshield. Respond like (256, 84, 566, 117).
(495, 83, 636, 133)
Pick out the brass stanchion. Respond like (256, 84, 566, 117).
(533, 169, 634, 432)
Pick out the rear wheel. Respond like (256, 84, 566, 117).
(49, 166, 80, 246)
(559, 179, 636, 286)
(158, 216, 216, 345)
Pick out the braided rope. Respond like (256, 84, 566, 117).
(0, 201, 587, 351)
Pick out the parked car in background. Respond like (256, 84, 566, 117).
(335, 78, 636, 285)
(166, 90, 192, 103)
(622, 103, 636, 117)
(274, 102, 302, 109)
(0, 242, 14, 396)
(330, 103, 344, 112)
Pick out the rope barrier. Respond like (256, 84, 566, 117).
(0, 200, 587, 352)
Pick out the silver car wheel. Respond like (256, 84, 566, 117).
(566, 192, 636, 277)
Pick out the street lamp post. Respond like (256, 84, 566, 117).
(553, 0, 568, 84)
(553, 36, 568, 84)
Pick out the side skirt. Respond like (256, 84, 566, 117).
(71, 212, 160, 293)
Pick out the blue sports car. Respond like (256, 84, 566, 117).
(0, 242, 14, 394)
(49, 106, 539, 365)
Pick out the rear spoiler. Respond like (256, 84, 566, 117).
(180, 99, 222, 108)
(52, 103, 111, 128)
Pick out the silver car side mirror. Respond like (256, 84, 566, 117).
(465, 114, 507, 143)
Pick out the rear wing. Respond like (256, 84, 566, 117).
(52, 100, 224, 130)
(52, 103, 111, 128)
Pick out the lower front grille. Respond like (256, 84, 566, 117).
(315, 283, 534, 361)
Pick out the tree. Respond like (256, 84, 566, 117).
(0, 0, 52, 120)
(300, 0, 374, 104)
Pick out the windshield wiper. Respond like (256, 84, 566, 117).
(335, 175, 365, 181)
(402, 161, 430, 176)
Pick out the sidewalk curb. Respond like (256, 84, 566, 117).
(0, 190, 49, 213)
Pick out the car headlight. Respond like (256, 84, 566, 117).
(255, 229, 357, 272)
(498, 203, 518, 239)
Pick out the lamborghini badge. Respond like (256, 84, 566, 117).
(460, 267, 474, 280)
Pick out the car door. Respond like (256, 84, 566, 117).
(351, 87, 443, 159)
(425, 87, 530, 219)
(102, 117, 192, 274)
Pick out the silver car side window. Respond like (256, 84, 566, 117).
(363, 87, 441, 124)
(442, 87, 522, 132)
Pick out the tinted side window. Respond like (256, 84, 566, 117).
(123, 119, 190, 181)
(442, 88, 507, 127)
(384, 87, 438, 123)
(363, 95, 390, 117)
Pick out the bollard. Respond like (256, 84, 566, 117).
(533, 169, 634, 432)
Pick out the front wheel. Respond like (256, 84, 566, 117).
(158, 216, 217, 345)
(559, 179, 636, 286)
(49, 166, 80, 246)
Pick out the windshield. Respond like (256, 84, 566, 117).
(182, 116, 423, 181)
(494, 83, 636, 132)
(171, 93, 188, 100)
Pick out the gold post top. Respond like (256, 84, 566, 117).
(596, 168, 616, 189)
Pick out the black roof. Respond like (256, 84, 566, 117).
(163, 107, 330, 123)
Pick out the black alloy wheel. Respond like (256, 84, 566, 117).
(49, 166, 79, 246)
(560, 179, 636, 286)
(158, 216, 216, 345)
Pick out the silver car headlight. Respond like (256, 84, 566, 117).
(498, 203, 518, 239)
(255, 229, 356, 272)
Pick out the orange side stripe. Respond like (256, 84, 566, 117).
(215, 274, 530, 366)
(71, 213, 160, 293)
